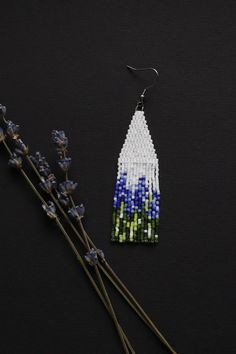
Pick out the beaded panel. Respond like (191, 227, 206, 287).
(111, 110, 160, 243)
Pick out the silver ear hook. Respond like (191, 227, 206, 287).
(126, 65, 159, 111)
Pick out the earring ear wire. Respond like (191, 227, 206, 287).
(126, 65, 159, 111)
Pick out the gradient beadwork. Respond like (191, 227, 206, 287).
(111, 110, 160, 243)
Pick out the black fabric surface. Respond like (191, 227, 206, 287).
(0, 1, 235, 353)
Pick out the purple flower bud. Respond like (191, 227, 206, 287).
(42, 201, 57, 219)
(0, 104, 6, 116)
(30, 152, 53, 178)
(59, 180, 77, 196)
(40, 176, 57, 193)
(68, 204, 85, 220)
(8, 153, 22, 169)
(15, 139, 29, 156)
(0, 127, 5, 142)
(6, 121, 20, 140)
(58, 194, 70, 207)
(58, 157, 71, 172)
(52, 130, 68, 149)
(84, 248, 99, 266)
(97, 249, 105, 261)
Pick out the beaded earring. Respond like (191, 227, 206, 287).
(111, 65, 160, 243)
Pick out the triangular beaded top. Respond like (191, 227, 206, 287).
(111, 110, 160, 243)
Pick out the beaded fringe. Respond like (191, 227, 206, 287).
(111, 110, 160, 243)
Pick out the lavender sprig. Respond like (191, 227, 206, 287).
(50, 130, 134, 352)
(0, 116, 30, 173)
(2, 119, 154, 347)
(0, 123, 133, 354)
(2, 120, 132, 352)
(0, 106, 178, 354)
(51, 130, 85, 215)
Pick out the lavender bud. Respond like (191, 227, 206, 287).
(15, 139, 29, 156)
(68, 204, 85, 220)
(0, 127, 5, 142)
(8, 153, 23, 169)
(58, 157, 71, 172)
(42, 201, 57, 219)
(6, 121, 20, 140)
(40, 176, 57, 193)
(0, 104, 6, 116)
(59, 180, 77, 196)
(58, 194, 70, 207)
(84, 248, 99, 266)
(52, 130, 68, 149)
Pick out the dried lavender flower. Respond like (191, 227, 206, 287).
(39, 165, 51, 178)
(57, 150, 64, 159)
(30, 152, 52, 178)
(0, 104, 6, 116)
(6, 121, 20, 140)
(68, 204, 85, 220)
(40, 177, 57, 193)
(58, 194, 70, 207)
(42, 201, 57, 219)
(58, 157, 71, 172)
(59, 180, 77, 196)
(31, 152, 45, 165)
(0, 127, 5, 142)
(52, 130, 68, 149)
(31, 152, 48, 168)
(8, 153, 22, 169)
(97, 249, 105, 261)
(15, 139, 29, 156)
(84, 248, 99, 266)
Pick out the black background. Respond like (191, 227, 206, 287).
(0, 1, 235, 353)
